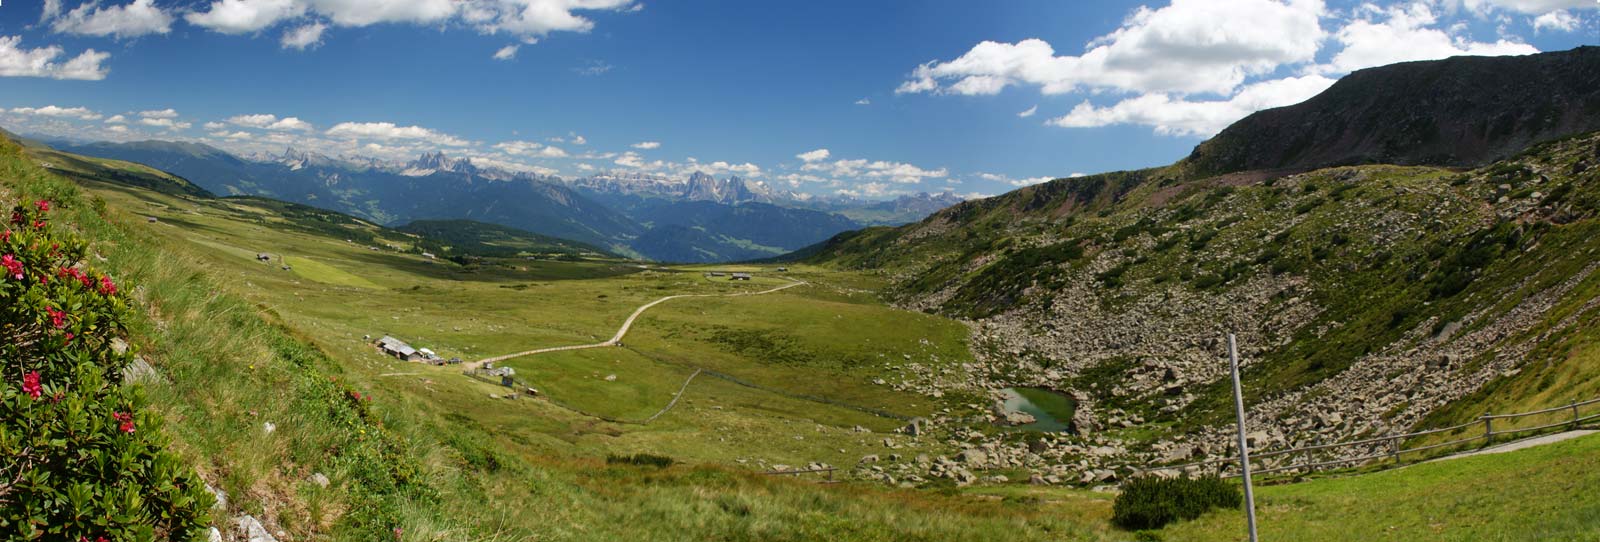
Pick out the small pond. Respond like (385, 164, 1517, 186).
(997, 387, 1077, 433)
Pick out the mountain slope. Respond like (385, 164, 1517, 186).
(1186, 46, 1600, 177)
(398, 219, 612, 258)
(55, 141, 644, 252)
(805, 48, 1600, 467)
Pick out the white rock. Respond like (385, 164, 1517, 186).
(235, 515, 278, 542)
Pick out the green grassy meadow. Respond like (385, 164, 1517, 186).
(8, 137, 1597, 540)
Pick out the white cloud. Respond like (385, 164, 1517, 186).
(1049, 74, 1337, 136)
(493, 44, 519, 60)
(1462, 0, 1597, 15)
(50, 0, 175, 38)
(571, 135, 586, 145)
(140, 117, 192, 130)
(1017, 105, 1038, 118)
(796, 148, 830, 162)
(185, 0, 305, 34)
(229, 113, 313, 131)
(326, 121, 471, 146)
(106, 125, 129, 133)
(977, 172, 1061, 187)
(139, 108, 179, 119)
(855, 98, 871, 105)
(898, 0, 1328, 97)
(0, 36, 109, 80)
(106, 114, 128, 124)
(281, 22, 327, 49)
(1320, 3, 1538, 74)
(1531, 9, 1580, 31)
(185, 0, 635, 46)
(7, 105, 103, 120)
(1009, 176, 1055, 187)
(802, 157, 948, 185)
(630, 141, 661, 150)
(493, 140, 569, 158)
(476, 0, 635, 38)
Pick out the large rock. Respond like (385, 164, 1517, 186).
(957, 448, 988, 469)
(235, 515, 277, 542)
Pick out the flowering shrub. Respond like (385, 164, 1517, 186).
(0, 199, 211, 540)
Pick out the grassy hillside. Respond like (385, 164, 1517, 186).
(398, 218, 612, 258)
(806, 132, 1600, 467)
(4, 133, 1141, 540)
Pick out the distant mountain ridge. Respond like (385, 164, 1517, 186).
(1186, 46, 1600, 177)
(43, 139, 968, 262)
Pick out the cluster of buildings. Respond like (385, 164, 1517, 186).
(373, 335, 460, 365)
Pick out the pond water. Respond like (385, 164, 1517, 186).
(998, 387, 1077, 433)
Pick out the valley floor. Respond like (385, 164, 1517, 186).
(20, 162, 1594, 540)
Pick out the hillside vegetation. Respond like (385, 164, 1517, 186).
(804, 52, 1600, 472)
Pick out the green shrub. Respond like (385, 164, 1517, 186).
(1112, 475, 1241, 530)
(0, 199, 212, 541)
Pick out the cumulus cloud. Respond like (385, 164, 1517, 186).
(138, 108, 179, 118)
(493, 44, 519, 60)
(50, 0, 175, 38)
(901, 0, 1552, 138)
(897, 0, 1327, 97)
(0, 36, 110, 80)
(977, 172, 1059, 187)
(106, 114, 128, 124)
(630, 141, 661, 150)
(1049, 74, 1337, 136)
(185, 0, 306, 34)
(8, 105, 103, 120)
(855, 98, 871, 105)
(281, 22, 327, 49)
(802, 156, 948, 185)
(1531, 9, 1580, 32)
(185, 0, 636, 45)
(494, 140, 569, 157)
(796, 148, 830, 162)
(1319, 3, 1538, 74)
(229, 113, 313, 131)
(326, 121, 471, 146)
(139, 117, 191, 130)
(1462, 0, 1597, 14)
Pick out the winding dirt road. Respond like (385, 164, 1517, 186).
(468, 279, 806, 369)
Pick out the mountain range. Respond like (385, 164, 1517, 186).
(46, 139, 965, 262)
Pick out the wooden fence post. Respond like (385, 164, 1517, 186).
(1573, 402, 1582, 430)
(1390, 436, 1401, 464)
(1483, 413, 1494, 446)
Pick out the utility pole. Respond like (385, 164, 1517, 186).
(1228, 333, 1260, 542)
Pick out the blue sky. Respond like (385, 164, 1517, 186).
(1, 0, 1597, 199)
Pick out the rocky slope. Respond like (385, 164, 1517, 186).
(806, 48, 1600, 484)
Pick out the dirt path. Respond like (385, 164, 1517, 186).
(1429, 429, 1596, 462)
(468, 279, 806, 369)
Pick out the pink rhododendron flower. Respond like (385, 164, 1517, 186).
(1, 254, 22, 280)
(21, 371, 41, 399)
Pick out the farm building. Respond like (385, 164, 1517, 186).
(374, 335, 422, 362)
(730, 273, 752, 281)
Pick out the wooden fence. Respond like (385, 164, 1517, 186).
(761, 466, 839, 483)
(1141, 396, 1600, 478)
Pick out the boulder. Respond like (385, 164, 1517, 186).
(308, 472, 330, 488)
(235, 516, 277, 542)
(957, 448, 988, 468)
